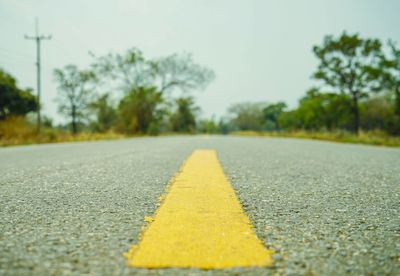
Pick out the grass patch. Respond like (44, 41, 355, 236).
(231, 130, 400, 147)
(0, 117, 193, 147)
(2, 117, 399, 148)
(0, 117, 127, 147)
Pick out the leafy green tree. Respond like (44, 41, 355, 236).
(54, 65, 96, 134)
(278, 110, 300, 131)
(92, 49, 215, 135)
(197, 118, 219, 134)
(89, 94, 117, 132)
(295, 89, 352, 131)
(262, 102, 287, 130)
(170, 97, 199, 133)
(118, 86, 165, 134)
(378, 40, 400, 117)
(0, 68, 37, 120)
(313, 32, 382, 133)
(359, 91, 399, 134)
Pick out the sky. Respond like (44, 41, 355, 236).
(1, 0, 400, 123)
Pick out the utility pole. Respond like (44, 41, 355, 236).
(25, 18, 51, 133)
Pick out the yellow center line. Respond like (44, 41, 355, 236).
(125, 149, 273, 269)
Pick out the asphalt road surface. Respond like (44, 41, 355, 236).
(0, 136, 399, 275)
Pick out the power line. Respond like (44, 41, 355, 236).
(24, 18, 52, 134)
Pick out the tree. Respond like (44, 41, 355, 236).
(0, 68, 37, 120)
(197, 118, 220, 134)
(313, 32, 382, 133)
(228, 102, 266, 131)
(89, 94, 117, 132)
(379, 40, 400, 117)
(150, 53, 215, 94)
(170, 97, 199, 133)
(118, 86, 165, 134)
(262, 102, 287, 130)
(360, 92, 396, 133)
(91, 49, 215, 134)
(92, 49, 215, 96)
(295, 89, 352, 131)
(278, 110, 300, 131)
(54, 65, 96, 134)
(91, 48, 150, 92)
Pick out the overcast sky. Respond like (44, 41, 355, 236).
(1, 0, 400, 123)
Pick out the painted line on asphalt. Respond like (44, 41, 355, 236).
(125, 149, 273, 269)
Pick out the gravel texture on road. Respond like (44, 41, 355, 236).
(217, 137, 400, 275)
(0, 136, 399, 275)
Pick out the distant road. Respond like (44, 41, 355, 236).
(1, 136, 399, 275)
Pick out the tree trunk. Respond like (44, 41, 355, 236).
(72, 105, 77, 135)
(351, 93, 360, 135)
(395, 85, 400, 117)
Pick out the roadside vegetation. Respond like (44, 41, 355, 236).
(231, 130, 400, 147)
(1, 32, 400, 147)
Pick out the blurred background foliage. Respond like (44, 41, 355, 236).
(1, 32, 400, 146)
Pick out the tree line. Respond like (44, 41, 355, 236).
(1, 32, 399, 137)
(53, 48, 215, 135)
(224, 32, 400, 135)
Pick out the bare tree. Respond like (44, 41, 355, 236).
(54, 65, 95, 134)
(150, 53, 215, 94)
(90, 48, 152, 92)
(92, 49, 215, 96)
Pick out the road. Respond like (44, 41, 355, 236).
(0, 136, 399, 275)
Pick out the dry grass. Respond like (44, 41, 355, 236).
(231, 130, 400, 147)
(2, 117, 399, 147)
(0, 117, 126, 147)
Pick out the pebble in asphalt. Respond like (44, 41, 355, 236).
(0, 136, 399, 275)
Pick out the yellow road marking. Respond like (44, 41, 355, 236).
(125, 149, 273, 269)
